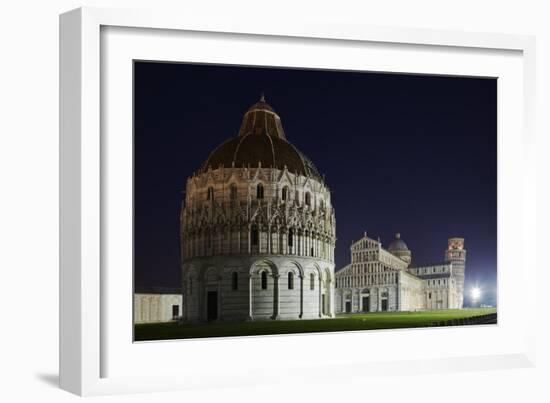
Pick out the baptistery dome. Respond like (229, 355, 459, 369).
(200, 96, 322, 181)
(180, 96, 336, 323)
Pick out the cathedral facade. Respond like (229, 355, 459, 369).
(180, 97, 336, 322)
(335, 233, 466, 313)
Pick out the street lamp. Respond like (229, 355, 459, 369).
(470, 287, 482, 307)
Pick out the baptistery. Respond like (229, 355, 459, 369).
(180, 96, 336, 322)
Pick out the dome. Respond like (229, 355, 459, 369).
(387, 233, 409, 251)
(199, 96, 323, 181)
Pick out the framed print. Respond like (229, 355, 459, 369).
(59, 6, 537, 396)
(133, 62, 495, 341)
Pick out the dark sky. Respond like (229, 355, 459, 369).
(134, 61, 497, 307)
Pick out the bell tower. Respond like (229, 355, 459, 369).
(445, 237, 466, 308)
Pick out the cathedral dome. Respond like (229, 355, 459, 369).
(199, 96, 323, 181)
(387, 233, 409, 251)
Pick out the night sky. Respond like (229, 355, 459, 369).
(134, 62, 497, 307)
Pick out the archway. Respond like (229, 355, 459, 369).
(203, 266, 221, 321)
(278, 261, 303, 319)
(361, 288, 371, 312)
(321, 268, 332, 317)
(249, 260, 278, 320)
(380, 288, 389, 312)
(303, 264, 321, 319)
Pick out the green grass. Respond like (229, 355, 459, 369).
(134, 308, 496, 341)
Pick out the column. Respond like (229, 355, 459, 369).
(227, 227, 231, 254)
(299, 274, 304, 319)
(316, 235, 319, 257)
(247, 225, 251, 254)
(238, 227, 241, 254)
(258, 225, 262, 254)
(217, 275, 223, 321)
(198, 279, 204, 320)
(318, 277, 323, 317)
(247, 274, 253, 320)
(182, 279, 188, 322)
(267, 226, 271, 254)
(316, 236, 320, 258)
(273, 274, 280, 320)
(396, 272, 401, 311)
(329, 277, 335, 317)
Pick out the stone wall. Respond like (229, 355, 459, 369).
(183, 255, 334, 322)
(134, 294, 183, 324)
(398, 271, 425, 311)
(180, 167, 336, 263)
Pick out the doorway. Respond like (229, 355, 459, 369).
(345, 301, 351, 313)
(362, 296, 370, 312)
(381, 299, 388, 311)
(172, 304, 179, 319)
(207, 291, 218, 321)
(322, 294, 326, 315)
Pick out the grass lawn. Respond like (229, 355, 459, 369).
(134, 308, 496, 341)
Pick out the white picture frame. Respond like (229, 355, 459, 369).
(59, 6, 537, 396)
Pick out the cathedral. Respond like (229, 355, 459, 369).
(335, 233, 466, 313)
(179, 96, 336, 322)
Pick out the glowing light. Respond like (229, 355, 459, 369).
(470, 287, 482, 301)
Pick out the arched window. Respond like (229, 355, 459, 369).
(320, 199, 325, 209)
(230, 184, 237, 200)
(261, 271, 268, 290)
(256, 183, 264, 199)
(281, 186, 289, 201)
(251, 227, 258, 246)
(288, 272, 294, 290)
(207, 187, 214, 201)
(231, 272, 238, 290)
(288, 228, 294, 247)
(310, 273, 315, 290)
(305, 192, 311, 206)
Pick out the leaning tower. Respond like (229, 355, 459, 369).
(444, 237, 466, 308)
